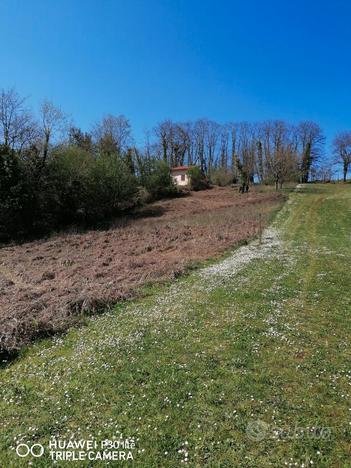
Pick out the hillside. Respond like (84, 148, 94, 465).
(1, 184, 350, 466)
(0, 187, 283, 353)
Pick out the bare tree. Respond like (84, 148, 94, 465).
(316, 163, 334, 182)
(148, 117, 325, 189)
(153, 120, 171, 163)
(194, 119, 207, 172)
(39, 100, 67, 170)
(0, 88, 25, 147)
(93, 114, 132, 155)
(255, 137, 264, 183)
(262, 121, 297, 190)
(0, 87, 38, 152)
(297, 121, 325, 183)
(234, 122, 257, 191)
(205, 120, 220, 176)
(143, 129, 159, 160)
(218, 124, 230, 169)
(173, 123, 189, 166)
(228, 122, 239, 182)
(333, 131, 351, 182)
(182, 121, 195, 166)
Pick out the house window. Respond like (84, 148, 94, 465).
(181, 174, 185, 181)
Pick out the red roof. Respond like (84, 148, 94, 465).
(170, 166, 191, 171)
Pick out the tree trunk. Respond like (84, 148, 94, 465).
(343, 161, 348, 182)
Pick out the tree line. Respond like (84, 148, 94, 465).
(0, 86, 347, 241)
(149, 118, 329, 189)
(0, 88, 179, 240)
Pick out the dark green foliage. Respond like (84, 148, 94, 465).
(124, 148, 136, 175)
(210, 168, 234, 186)
(41, 146, 94, 226)
(0, 139, 181, 241)
(188, 166, 209, 191)
(0, 146, 32, 240)
(85, 152, 138, 219)
(0, 145, 139, 240)
(68, 127, 93, 153)
(40, 149, 138, 228)
(301, 141, 312, 183)
(137, 158, 178, 200)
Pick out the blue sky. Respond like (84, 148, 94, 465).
(1, 0, 350, 163)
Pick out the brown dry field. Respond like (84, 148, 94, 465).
(0, 187, 285, 353)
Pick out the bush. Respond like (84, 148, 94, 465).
(0, 145, 140, 240)
(0, 146, 32, 240)
(85, 153, 138, 220)
(0, 146, 189, 241)
(137, 158, 178, 200)
(188, 166, 210, 191)
(39, 146, 95, 227)
(210, 168, 234, 186)
(46, 147, 139, 224)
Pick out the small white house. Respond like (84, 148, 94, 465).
(170, 166, 191, 187)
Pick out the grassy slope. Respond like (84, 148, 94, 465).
(1, 184, 350, 467)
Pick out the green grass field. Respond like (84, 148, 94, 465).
(1, 183, 350, 467)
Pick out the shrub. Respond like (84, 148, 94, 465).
(41, 146, 95, 226)
(0, 146, 32, 240)
(85, 152, 139, 220)
(0, 145, 140, 240)
(188, 166, 210, 191)
(137, 158, 178, 200)
(0, 146, 188, 241)
(210, 168, 234, 186)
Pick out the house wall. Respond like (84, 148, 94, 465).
(171, 171, 190, 186)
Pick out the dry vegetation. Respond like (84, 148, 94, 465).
(0, 187, 284, 353)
